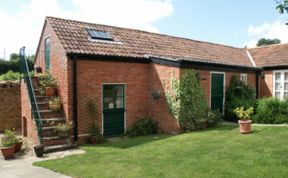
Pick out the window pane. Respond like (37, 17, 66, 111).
(285, 72, 288, 81)
(103, 86, 114, 109)
(115, 86, 124, 97)
(275, 92, 281, 99)
(275, 82, 281, 90)
(115, 97, 124, 108)
(275, 73, 281, 81)
(285, 83, 288, 91)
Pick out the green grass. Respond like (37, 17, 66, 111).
(34, 125, 288, 178)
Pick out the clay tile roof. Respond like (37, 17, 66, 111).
(46, 16, 255, 68)
(248, 44, 288, 67)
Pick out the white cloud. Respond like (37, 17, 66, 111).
(0, 0, 173, 59)
(246, 20, 288, 47)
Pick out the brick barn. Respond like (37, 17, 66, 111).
(21, 16, 288, 152)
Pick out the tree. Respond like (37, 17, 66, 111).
(9, 53, 19, 61)
(256, 38, 281, 47)
(276, 0, 288, 14)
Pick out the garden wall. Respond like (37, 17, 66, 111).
(0, 81, 21, 132)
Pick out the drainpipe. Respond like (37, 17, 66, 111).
(256, 71, 260, 99)
(72, 55, 78, 143)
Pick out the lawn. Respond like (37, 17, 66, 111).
(34, 125, 288, 178)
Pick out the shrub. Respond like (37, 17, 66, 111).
(207, 110, 224, 126)
(38, 72, 58, 88)
(252, 97, 288, 124)
(234, 107, 254, 120)
(1, 129, 17, 147)
(0, 56, 34, 75)
(0, 70, 21, 81)
(225, 75, 256, 122)
(178, 70, 209, 131)
(126, 118, 158, 137)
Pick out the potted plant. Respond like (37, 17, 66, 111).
(234, 107, 254, 134)
(90, 124, 104, 144)
(55, 121, 73, 138)
(49, 96, 62, 111)
(14, 136, 23, 153)
(38, 72, 58, 97)
(0, 129, 17, 159)
(34, 145, 44, 157)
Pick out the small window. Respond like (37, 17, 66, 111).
(86, 29, 113, 41)
(44, 38, 50, 71)
(240, 74, 247, 85)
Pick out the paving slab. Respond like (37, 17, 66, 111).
(0, 149, 85, 178)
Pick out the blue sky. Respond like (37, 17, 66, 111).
(0, 0, 287, 59)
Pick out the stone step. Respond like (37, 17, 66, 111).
(43, 144, 76, 154)
(35, 95, 50, 102)
(42, 136, 71, 147)
(36, 110, 64, 118)
(34, 102, 50, 110)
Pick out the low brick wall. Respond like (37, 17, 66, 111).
(0, 81, 21, 132)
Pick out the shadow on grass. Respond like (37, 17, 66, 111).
(84, 125, 239, 149)
(85, 134, 172, 149)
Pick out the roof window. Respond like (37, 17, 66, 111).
(86, 29, 113, 41)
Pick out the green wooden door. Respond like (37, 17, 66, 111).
(211, 73, 224, 113)
(103, 85, 125, 137)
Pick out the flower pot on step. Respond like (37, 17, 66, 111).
(45, 87, 56, 97)
(238, 120, 252, 134)
(1, 145, 15, 160)
(34, 145, 44, 157)
(14, 141, 22, 153)
(49, 102, 61, 111)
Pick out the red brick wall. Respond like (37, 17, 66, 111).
(260, 70, 273, 97)
(34, 21, 70, 123)
(21, 80, 39, 145)
(148, 64, 181, 133)
(76, 60, 150, 136)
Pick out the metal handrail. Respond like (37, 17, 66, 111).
(20, 47, 43, 144)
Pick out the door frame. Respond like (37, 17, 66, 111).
(101, 83, 126, 135)
(210, 72, 225, 113)
(273, 70, 288, 100)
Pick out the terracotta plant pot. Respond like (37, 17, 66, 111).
(14, 142, 22, 153)
(49, 103, 61, 111)
(45, 87, 56, 97)
(1, 146, 15, 160)
(238, 120, 252, 134)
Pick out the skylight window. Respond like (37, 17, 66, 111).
(86, 29, 113, 41)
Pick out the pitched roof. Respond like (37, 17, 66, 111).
(45, 16, 255, 67)
(248, 44, 288, 67)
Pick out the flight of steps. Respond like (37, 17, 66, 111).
(32, 78, 75, 153)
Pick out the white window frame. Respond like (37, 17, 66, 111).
(273, 70, 288, 100)
(240, 73, 248, 85)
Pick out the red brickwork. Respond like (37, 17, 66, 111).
(260, 70, 273, 97)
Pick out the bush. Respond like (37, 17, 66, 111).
(252, 97, 288, 124)
(0, 56, 34, 75)
(0, 70, 21, 81)
(225, 75, 256, 122)
(1, 129, 17, 147)
(126, 118, 158, 137)
(38, 72, 58, 88)
(178, 70, 209, 131)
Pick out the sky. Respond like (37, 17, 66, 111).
(0, 0, 287, 59)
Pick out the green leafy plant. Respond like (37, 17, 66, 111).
(234, 107, 254, 121)
(38, 72, 57, 88)
(0, 70, 21, 81)
(207, 110, 224, 126)
(55, 121, 73, 133)
(225, 75, 256, 122)
(178, 70, 208, 131)
(165, 76, 180, 119)
(126, 117, 158, 137)
(252, 97, 288, 124)
(1, 129, 17, 147)
(90, 124, 104, 143)
(49, 96, 61, 104)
